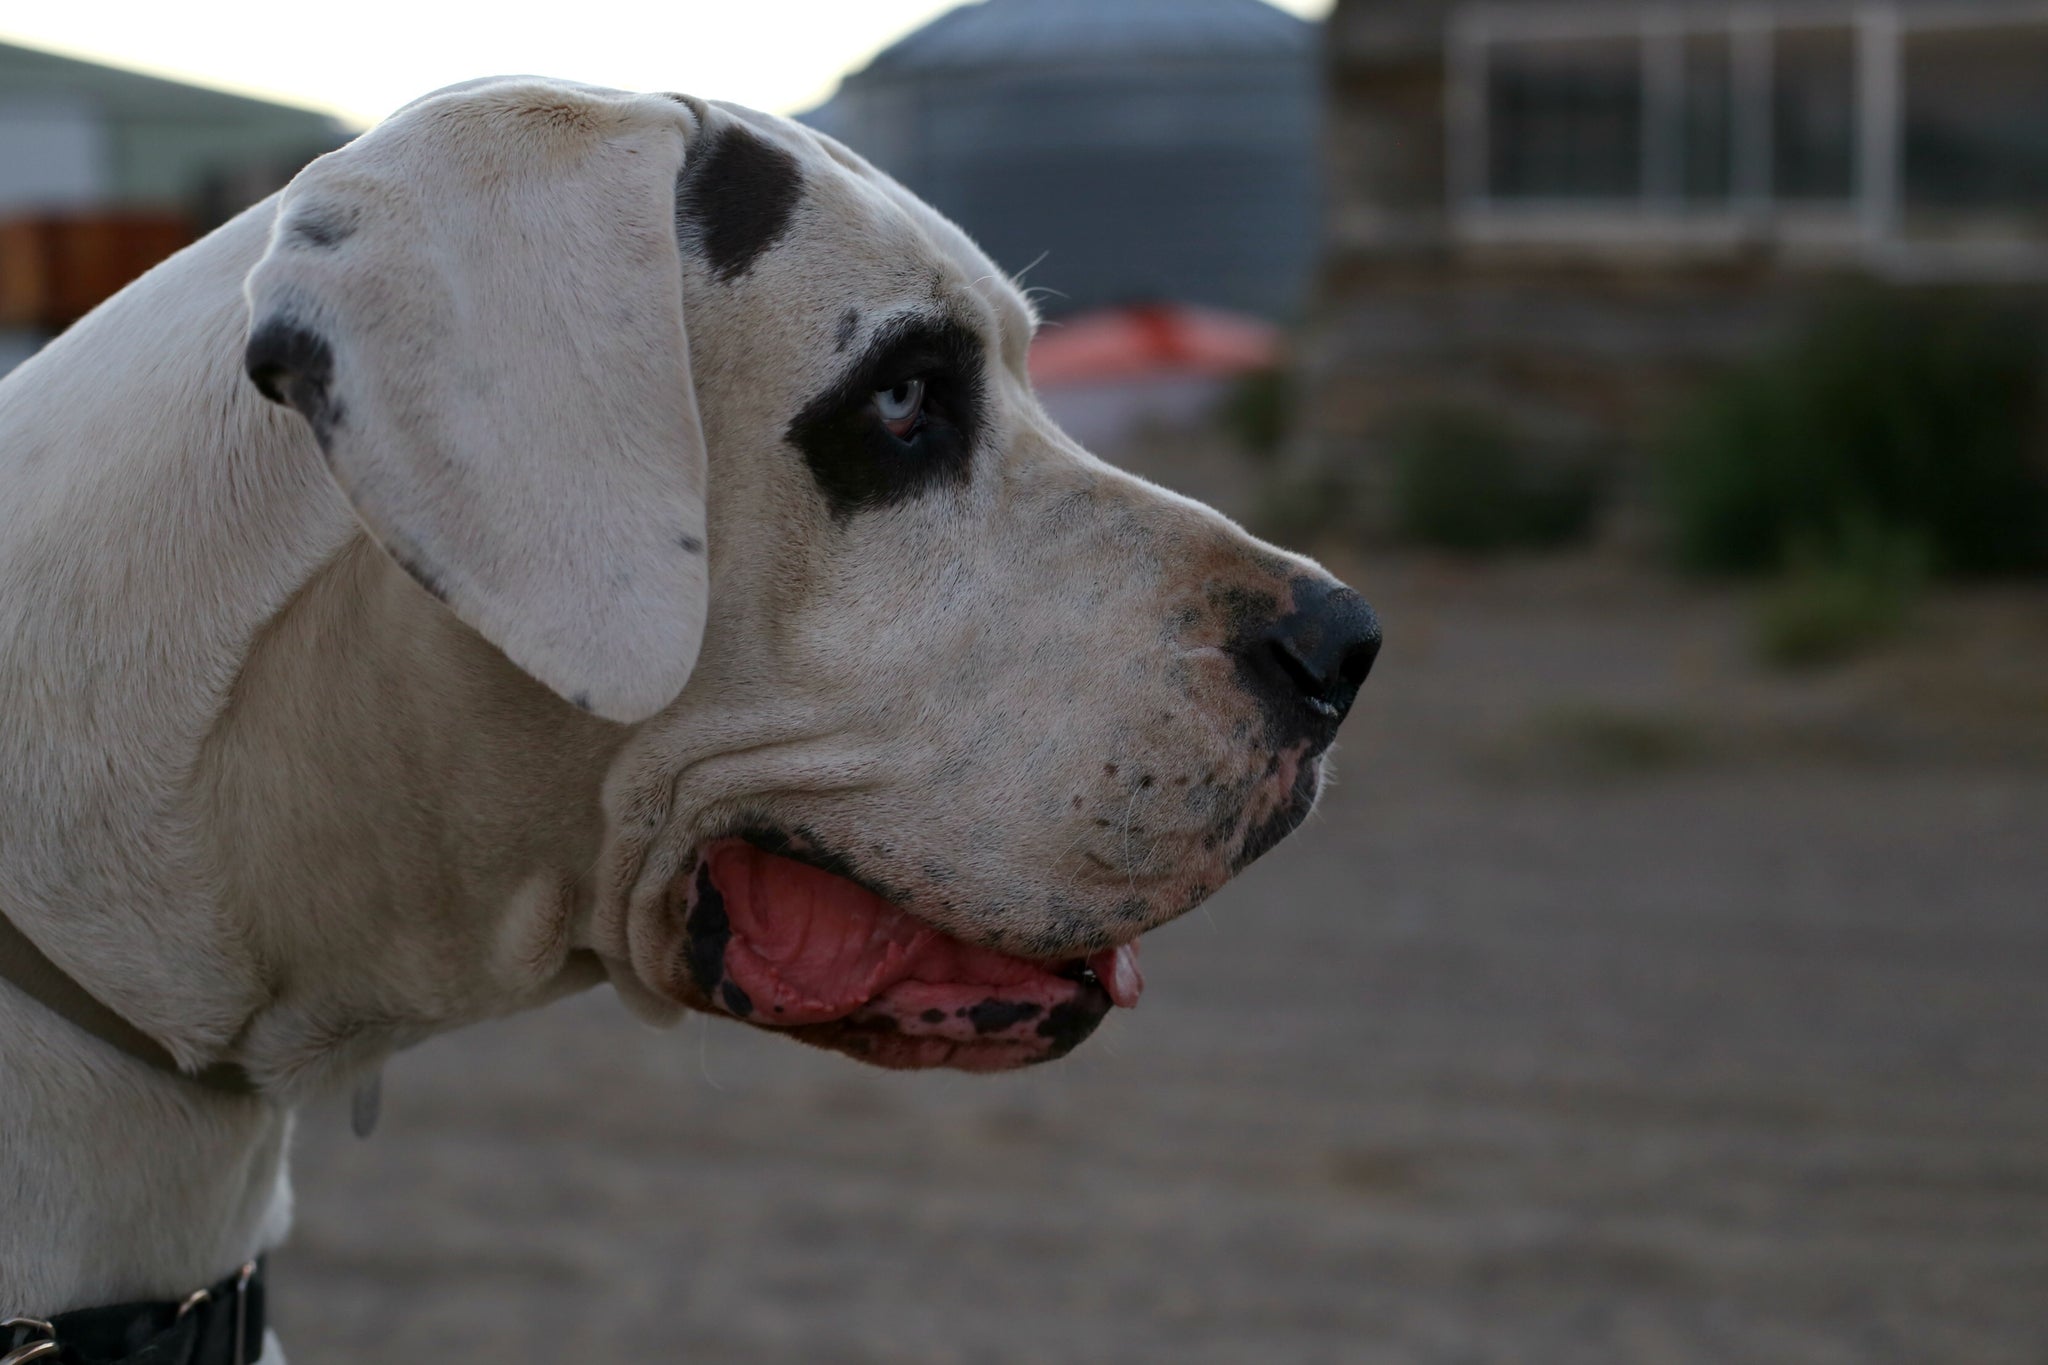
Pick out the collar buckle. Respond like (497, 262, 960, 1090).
(1, 1318, 59, 1365)
(179, 1264, 257, 1365)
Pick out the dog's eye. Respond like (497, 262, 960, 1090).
(872, 378, 926, 440)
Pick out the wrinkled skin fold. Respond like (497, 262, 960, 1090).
(0, 78, 1378, 1310)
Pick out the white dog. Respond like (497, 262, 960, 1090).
(0, 79, 1378, 1361)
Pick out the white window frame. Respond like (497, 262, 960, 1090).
(1448, 0, 2048, 280)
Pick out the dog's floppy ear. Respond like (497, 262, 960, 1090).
(244, 81, 710, 723)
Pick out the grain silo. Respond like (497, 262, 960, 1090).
(803, 0, 1321, 322)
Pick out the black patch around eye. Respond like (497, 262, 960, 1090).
(675, 128, 804, 283)
(783, 316, 988, 520)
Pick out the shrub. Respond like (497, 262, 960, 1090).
(1662, 290, 2048, 578)
(1214, 367, 1292, 461)
(1390, 404, 1602, 553)
(1755, 515, 1930, 667)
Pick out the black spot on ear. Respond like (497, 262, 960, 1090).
(570, 691, 594, 714)
(246, 318, 343, 444)
(677, 129, 803, 283)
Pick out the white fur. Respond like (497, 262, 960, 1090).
(0, 77, 1339, 1335)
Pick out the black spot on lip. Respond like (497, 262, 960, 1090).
(684, 862, 731, 1000)
(920, 1008, 947, 1025)
(783, 315, 987, 521)
(1034, 984, 1112, 1059)
(245, 317, 343, 445)
(719, 980, 754, 1017)
(966, 999, 1044, 1035)
(676, 127, 803, 283)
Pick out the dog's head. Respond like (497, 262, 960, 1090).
(245, 81, 1379, 1072)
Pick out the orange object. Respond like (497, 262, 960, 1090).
(1028, 302, 1280, 388)
(0, 212, 194, 331)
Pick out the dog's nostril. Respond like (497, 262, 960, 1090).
(1261, 582, 1381, 723)
(1267, 636, 1330, 706)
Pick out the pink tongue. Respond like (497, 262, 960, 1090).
(706, 843, 1143, 1023)
(1088, 944, 1144, 1008)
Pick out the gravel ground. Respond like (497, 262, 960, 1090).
(275, 555, 2048, 1364)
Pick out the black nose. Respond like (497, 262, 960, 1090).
(1235, 578, 1381, 741)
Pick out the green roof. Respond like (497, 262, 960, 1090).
(0, 39, 349, 207)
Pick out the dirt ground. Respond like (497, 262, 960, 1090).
(275, 553, 2048, 1364)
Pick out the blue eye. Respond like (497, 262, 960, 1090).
(872, 377, 926, 438)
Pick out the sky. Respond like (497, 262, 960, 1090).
(1, 0, 1335, 128)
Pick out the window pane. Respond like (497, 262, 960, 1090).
(1902, 23, 2048, 231)
(1682, 31, 1734, 202)
(1487, 37, 1643, 201)
(1774, 27, 1856, 200)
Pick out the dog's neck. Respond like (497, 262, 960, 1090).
(0, 201, 627, 1307)
(0, 205, 343, 1059)
(199, 534, 625, 1091)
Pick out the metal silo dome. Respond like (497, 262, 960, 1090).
(863, 0, 1316, 72)
(802, 0, 1320, 322)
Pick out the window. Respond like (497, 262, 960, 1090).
(1487, 37, 1643, 200)
(1450, 2, 2048, 277)
(1773, 26, 1856, 201)
(1902, 22, 2048, 230)
(1680, 30, 1735, 202)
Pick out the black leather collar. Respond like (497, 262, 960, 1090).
(2, 1262, 264, 1365)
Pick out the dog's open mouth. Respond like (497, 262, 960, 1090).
(678, 839, 1142, 1072)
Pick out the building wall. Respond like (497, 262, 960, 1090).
(0, 97, 109, 211)
(0, 42, 347, 214)
(1299, 0, 2048, 532)
(0, 42, 351, 374)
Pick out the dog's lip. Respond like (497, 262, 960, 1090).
(725, 830, 1145, 1005)
(689, 837, 1141, 1071)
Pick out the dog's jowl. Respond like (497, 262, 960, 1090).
(0, 78, 1377, 1324)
